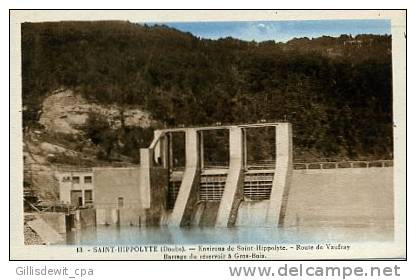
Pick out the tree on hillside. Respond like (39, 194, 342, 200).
(84, 112, 117, 160)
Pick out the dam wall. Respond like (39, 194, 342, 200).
(86, 122, 394, 229)
(283, 167, 394, 227)
(90, 161, 393, 228)
(236, 167, 393, 228)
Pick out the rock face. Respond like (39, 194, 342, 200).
(39, 89, 153, 134)
(24, 136, 60, 201)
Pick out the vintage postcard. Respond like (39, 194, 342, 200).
(9, 10, 406, 260)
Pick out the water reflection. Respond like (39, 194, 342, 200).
(66, 225, 393, 245)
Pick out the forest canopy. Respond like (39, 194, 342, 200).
(21, 21, 393, 161)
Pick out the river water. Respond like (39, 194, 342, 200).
(66, 225, 393, 245)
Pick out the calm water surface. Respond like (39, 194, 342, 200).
(66, 225, 393, 245)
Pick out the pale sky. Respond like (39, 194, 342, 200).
(145, 20, 391, 42)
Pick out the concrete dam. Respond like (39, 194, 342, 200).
(89, 122, 393, 231)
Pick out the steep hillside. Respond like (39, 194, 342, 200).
(21, 21, 393, 161)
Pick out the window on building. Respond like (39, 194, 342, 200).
(70, 190, 82, 207)
(118, 197, 124, 208)
(84, 190, 93, 205)
(84, 176, 92, 184)
(62, 176, 71, 182)
(72, 176, 80, 184)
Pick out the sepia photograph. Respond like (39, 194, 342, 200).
(9, 10, 406, 260)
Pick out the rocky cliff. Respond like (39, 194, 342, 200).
(39, 88, 153, 134)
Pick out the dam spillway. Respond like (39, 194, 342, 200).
(154, 123, 293, 228)
(81, 122, 393, 232)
